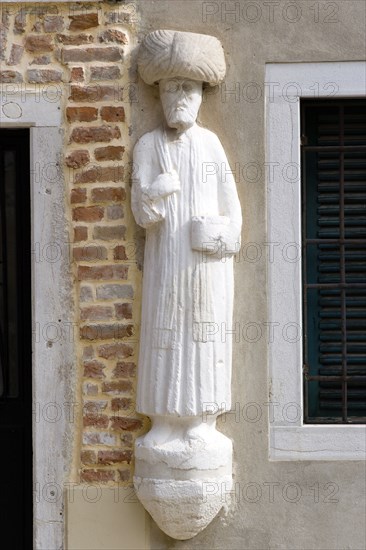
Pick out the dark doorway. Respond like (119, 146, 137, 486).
(0, 129, 32, 547)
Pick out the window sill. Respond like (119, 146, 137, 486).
(270, 425, 366, 461)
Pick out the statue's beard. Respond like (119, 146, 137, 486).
(164, 105, 198, 131)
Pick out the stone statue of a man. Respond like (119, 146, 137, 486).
(131, 30, 242, 540)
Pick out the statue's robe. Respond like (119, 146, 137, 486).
(132, 123, 242, 416)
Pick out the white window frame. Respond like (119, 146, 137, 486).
(266, 61, 366, 461)
(1, 90, 74, 547)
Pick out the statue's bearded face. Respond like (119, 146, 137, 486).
(159, 78, 203, 131)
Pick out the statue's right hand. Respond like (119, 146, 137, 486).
(145, 170, 181, 200)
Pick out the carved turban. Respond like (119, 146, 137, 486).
(137, 30, 226, 86)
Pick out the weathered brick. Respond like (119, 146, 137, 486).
(83, 360, 106, 379)
(70, 84, 122, 102)
(83, 410, 108, 432)
(115, 302, 132, 319)
(118, 470, 130, 482)
(72, 206, 104, 222)
(98, 450, 132, 465)
(83, 345, 94, 360)
(80, 285, 93, 302)
(121, 433, 134, 447)
(81, 450, 97, 465)
(99, 29, 128, 45)
(78, 265, 128, 281)
(44, 16, 64, 33)
(96, 284, 133, 300)
(113, 245, 127, 260)
(107, 205, 124, 220)
(71, 126, 120, 144)
(83, 382, 98, 396)
(0, 71, 22, 83)
(56, 34, 93, 46)
(93, 225, 126, 241)
(7, 44, 24, 66)
(30, 55, 50, 65)
(75, 165, 124, 184)
(70, 67, 84, 82)
(81, 305, 113, 321)
(74, 226, 88, 242)
(90, 66, 121, 81)
(94, 146, 125, 161)
(66, 106, 98, 123)
(66, 150, 90, 169)
(113, 362, 136, 378)
(25, 35, 53, 53)
(110, 417, 143, 431)
(87, 398, 108, 411)
(97, 343, 133, 360)
(27, 69, 62, 83)
(0, 24, 7, 60)
(91, 187, 126, 202)
(111, 397, 133, 411)
(83, 432, 116, 446)
(70, 187, 87, 203)
(105, 11, 133, 25)
(84, 404, 109, 425)
(102, 381, 132, 395)
(83, 414, 109, 428)
(86, 399, 107, 413)
(14, 12, 26, 34)
(80, 323, 133, 340)
(74, 245, 108, 262)
(80, 469, 115, 483)
(69, 13, 98, 31)
(62, 47, 122, 63)
(100, 106, 125, 122)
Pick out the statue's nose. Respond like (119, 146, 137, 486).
(176, 90, 188, 105)
(175, 84, 190, 97)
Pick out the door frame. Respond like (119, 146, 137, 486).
(1, 91, 74, 548)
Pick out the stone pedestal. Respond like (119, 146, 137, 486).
(134, 418, 232, 540)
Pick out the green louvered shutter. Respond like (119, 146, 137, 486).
(301, 99, 366, 423)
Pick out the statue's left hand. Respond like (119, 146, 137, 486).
(145, 171, 181, 200)
(191, 216, 239, 257)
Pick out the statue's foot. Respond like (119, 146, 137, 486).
(184, 420, 216, 443)
(136, 416, 174, 448)
(137, 414, 219, 449)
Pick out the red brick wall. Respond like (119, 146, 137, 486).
(0, 2, 147, 485)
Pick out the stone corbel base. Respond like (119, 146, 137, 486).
(134, 417, 232, 540)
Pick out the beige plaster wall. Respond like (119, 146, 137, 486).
(131, 1, 366, 549)
(65, 486, 149, 550)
